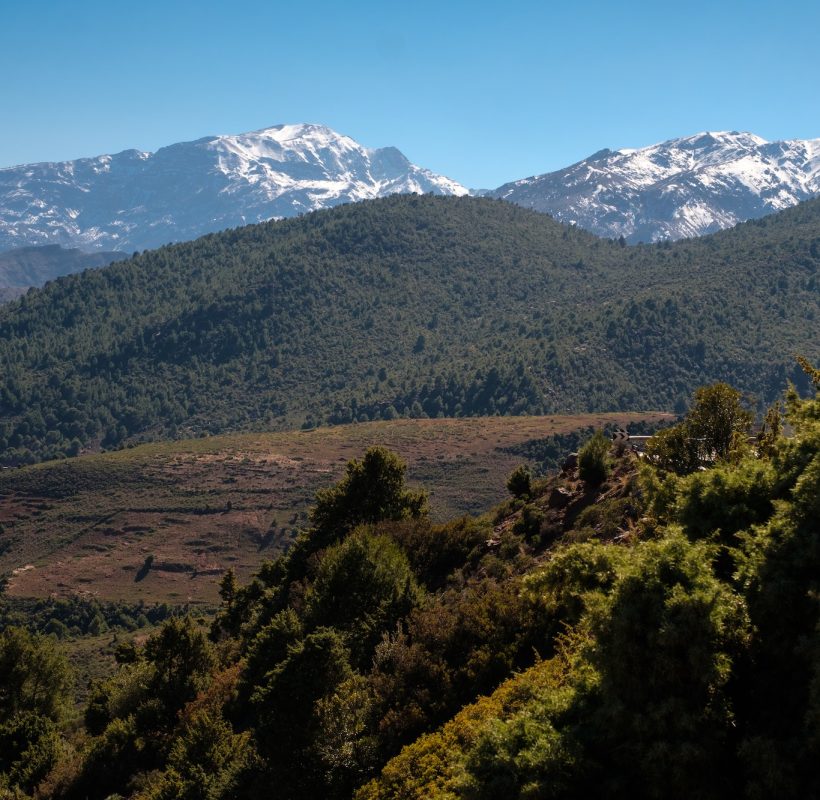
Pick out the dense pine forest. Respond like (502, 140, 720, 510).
(1, 366, 818, 799)
(0, 195, 818, 465)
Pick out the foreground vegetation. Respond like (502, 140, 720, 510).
(0, 194, 818, 464)
(2, 365, 818, 799)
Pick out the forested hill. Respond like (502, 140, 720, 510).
(0, 194, 818, 464)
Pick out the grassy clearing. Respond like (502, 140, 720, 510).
(0, 413, 671, 604)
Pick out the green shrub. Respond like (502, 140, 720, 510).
(462, 712, 579, 800)
(578, 431, 611, 484)
(512, 504, 544, 539)
(506, 465, 532, 499)
(677, 459, 776, 542)
(305, 528, 420, 666)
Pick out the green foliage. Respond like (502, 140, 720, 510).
(733, 382, 820, 797)
(310, 446, 427, 551)
(73, 715, 146, 799)
(501, 420, 667, 476)
(573, 496, 635, 539)
(239, 609, 303, 704)
(461, 712, 578, 800)
(0, 596, 176, 638)
(577, 430, 611, 484)
(795, 355, 820, 389)
(512, 504, 544, 539)
(362, 381, 820, 800)
(306, 528, 420, 666)
(0, 626, 72, 722)
(756, 403, 783, 459)
(0, 244, 125, 295)
(687, 382, 754, 459)
(19, 381, 820, 800)
(585, 532, 749, 797)
(0, 628, 71, 795)
(644, 422, 703, 475)
(646, 382, 753, 474)
(0, 195, 818, 465)
(252, 628, 353, 796)
(522, 542, 628, 629)
(368, 574, 551, 757)
(144, 617, 215, 721)
(676, 459, 776, 543)
(84, 660, 152, 737)
(381, 516, 488, 590)
(219, 446, 427, 643)
(138, 710, 255, 800)
(355, 659, 574, 800)
(0, 711, 63, 795)
(506, 464, 532, 499)
(313, 674, 380, 798)
(217, 569, 238, 608)
(73, 618, 217, 798)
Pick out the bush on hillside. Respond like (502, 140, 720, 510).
(506, 464, 533, 499)
(578, 431, 611, 484)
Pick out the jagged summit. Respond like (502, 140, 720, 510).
(4, 124, 819, 253)
(0, 123, 468, 253)
(492, 130, 820, 242)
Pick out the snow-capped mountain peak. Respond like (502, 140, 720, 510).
(492, 130, 820, 242)
(0, 123, 468, 253)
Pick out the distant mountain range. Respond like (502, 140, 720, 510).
(491, 131, 820, 242)
(0, 244, 124, 302)
(0, 126, 818, 258)
(0, 123, 468, 253)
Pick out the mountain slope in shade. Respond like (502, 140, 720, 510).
(0, 244, 125, 301)
(491, 131, 820, 242)
(0, 123, 468, 253)
(0, 287, 26, 303)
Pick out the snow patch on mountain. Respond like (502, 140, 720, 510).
(0, 123, 468, 253)
(491, 131, 820, 242)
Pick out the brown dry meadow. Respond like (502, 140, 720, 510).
(0, 413, 670, 605)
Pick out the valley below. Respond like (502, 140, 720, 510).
(0, 412, 669, 604)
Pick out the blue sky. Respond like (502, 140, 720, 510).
(2, 0, 819, 188)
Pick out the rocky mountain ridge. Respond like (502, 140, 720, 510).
(2, 126, 819, 254)
(491, 131, 820, 242)
(0, 123, 468, 253)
